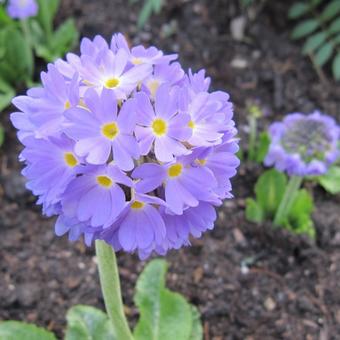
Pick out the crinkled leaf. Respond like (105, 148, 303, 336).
(332, 52, 340, 80)
(302, 31, 327, 55)
(189, 306, 203, 340)
(134, 259, 194, 340)
(288, 2, 309, 19)
(291, 19, 319, 39)
(65, 305, 116, 340)
(255, 169, 287, 216)
(0, 321, 56, 340)
(255, 132, 270, 163)
(245, 198, 264, 223)
(318, 165, 340, 194)
(320, 0, 340, 22)
(314, 42, 334, 66)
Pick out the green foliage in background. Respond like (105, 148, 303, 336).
(130, 0, 164, 28)
(289, 0, 340, 80)
(0, 0, 78, 111)
(317, 164, 340, 194)
(246, 169, 315, 238)
(0, 259, 203, 340)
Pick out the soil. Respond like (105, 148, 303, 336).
(1, 0, 340, 339)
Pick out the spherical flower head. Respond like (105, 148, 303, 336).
(265, 111, 340, 176)
(7, 0, 38, 19)
(10, 33, 239, 259)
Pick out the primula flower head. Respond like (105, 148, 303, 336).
(11, 33, 239, 259)
(7, 0, 38, 19)
(265, 111, 340, 176)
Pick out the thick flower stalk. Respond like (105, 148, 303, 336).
(265, 112, 340, 226)
(11, 33, 240, 259)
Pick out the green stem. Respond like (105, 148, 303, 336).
(20, 19, 34, 79)
(273, 176, 303, 227)
(248, 115, 257, 161)
(95, 240, 134, 340)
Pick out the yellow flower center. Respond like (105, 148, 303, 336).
(96, 175, 113, 188)
(64, 100, 71, 110)
(152, 118, 167, 136)
(188, 120, 195, 129)
(167, 163, 183, 178)
(132, 58, 143, 65)
(64, 152, 78, 168)
(131, 201, 145, 209)
(101, 122, 119, 140)
(196, 159, 207, 166)
(147, 79, 160, 97)
(105, 78, 120, 89)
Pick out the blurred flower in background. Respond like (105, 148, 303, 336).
(265, 111, 340, 176)
(7, 0, 38, 19)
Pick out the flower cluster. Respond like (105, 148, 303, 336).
(11, 33, 239, 258)
(7, 0, 38, 19)
(265, 111, 340, 176)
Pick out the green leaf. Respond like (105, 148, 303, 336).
(314, 42, 334, 66)
(333, 53, 340, 80)
(0, 6, 13, 26)
(286, 213, 315, 239)
(65, 305, 116, 340)
(288, 2, 309, 19)
(318, 165, 340, 194)
(0, 27, 33, 83)
(0, 125, 4, 147)
(329, 17, 340, 34)
(290, 189, 313, 217)
(291, 19, 319, 39)
(245, 198, 264, 223)
(0, 321, 56, 340)
(320, 0, 340, 22)
(189, 306, 203, 340)
(0, 78, 15, 111)
(134, 259, 194, 340)
(302, 31, 327, 54)
(137, 0, 164, 28)
(36, 0, 60, 37)
(255, 132, 270, 163)
(255, 169, 287, 216)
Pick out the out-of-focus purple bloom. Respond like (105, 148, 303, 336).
(11, 33, 239, 259)
(265, 111, 340, 176)
(7, 0, 38, 19)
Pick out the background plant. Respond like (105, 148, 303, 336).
(289, 0, 340, 80)
(0, 0, 78, 110)
(129, 0, 165, 28)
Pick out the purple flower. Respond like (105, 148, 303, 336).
(7, 0, 38, 19)
(61, 164, 132, 227)
(64, 88, 140, 170)
(265, 111, 340, 176)
(135, 84, 192, 162)
(20, 135, 80, 208)
(100, 192, 166, 257)
(10, 33, 239, 259)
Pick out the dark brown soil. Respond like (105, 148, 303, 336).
(1, 0, 340, 339)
